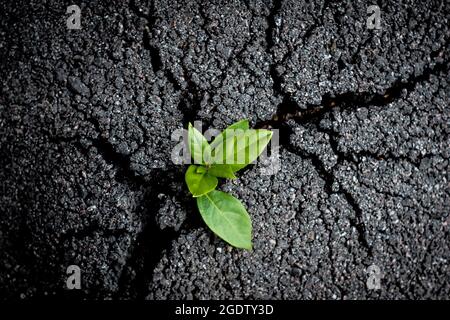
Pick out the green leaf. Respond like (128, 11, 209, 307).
(185, 164, 217, 197)
(212, 129, 273, 172)
(188, 123, 211, 164)
(197, 190, 252, 250)
(226, 119, 249, 130)
(210, 119, 249, 150)
(207, 164, 237, 179)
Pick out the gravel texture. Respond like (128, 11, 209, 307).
(0, 0, 449, 299)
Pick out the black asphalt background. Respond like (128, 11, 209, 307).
(0, 0, 448, 299)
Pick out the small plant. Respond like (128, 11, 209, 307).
(185, 120, 273, 250)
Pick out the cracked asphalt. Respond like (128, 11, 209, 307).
(0, 0, 449, 299)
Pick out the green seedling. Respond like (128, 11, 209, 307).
(185, 120, 273, 250)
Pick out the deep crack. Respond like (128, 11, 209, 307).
(257, 41, 449, 130)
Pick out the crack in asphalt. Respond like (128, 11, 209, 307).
(282, 140, 373, 255)
(115, 172, 182, 299)
(257, 56, 449, 130)
(256, 39, 448, 254)
(130, 0, 163, 74)
(61, 224, 130, 241)
(1, 0, 447, 300)
(131, 1, 209, 127)
(118, 0, 448, 296)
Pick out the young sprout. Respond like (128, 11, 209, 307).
(185, 120, 273, 250)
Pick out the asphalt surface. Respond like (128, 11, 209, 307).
(0, 0, 449, 299)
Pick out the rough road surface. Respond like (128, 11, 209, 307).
(0, 0, 449, 299)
